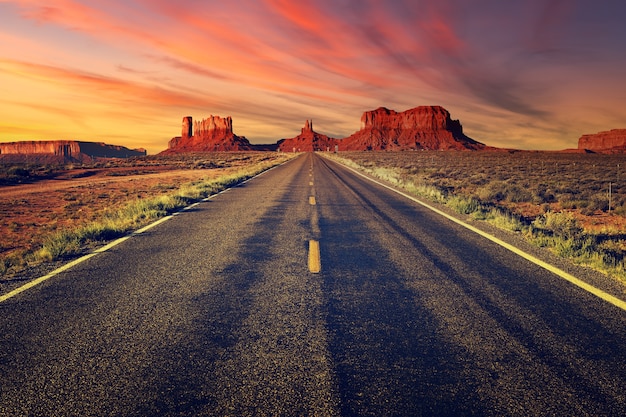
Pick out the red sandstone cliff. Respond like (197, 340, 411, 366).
(163, 115, 253, 153)
(277, 120, 338, 152)
(578, 129, 626, 153)
(339, 106, 486, 151)
(0, 140, 146, 163)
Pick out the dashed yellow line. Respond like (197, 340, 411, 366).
(309, 196, 316, 205)
(338, 161, 626, 312)
(308, 240, 321, 273)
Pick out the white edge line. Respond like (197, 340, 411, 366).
(332, 157, 626, 312)
(0, 157, 295, 304)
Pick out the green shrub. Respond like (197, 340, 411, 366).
(476, 181, 507, 201)
(448, 195, 481, 215)
(490, 211, 526, 232)
(476, 180, 533, 203)
(532, 211, 582, 240)
(3, 155, 293, 275)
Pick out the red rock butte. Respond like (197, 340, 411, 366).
(0, 140, 146, 164)
(163, 115, 253, 153)
(578, 129, 626, 153)
(340, 106, 487, 151)
(165, 106, 490, 153)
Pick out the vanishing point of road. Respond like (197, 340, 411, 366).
(1, 153, 625, 416)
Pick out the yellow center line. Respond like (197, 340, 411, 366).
(309, 196, 316, 205)
(309, 181, 314, 186)
(308, 239, 321, 273)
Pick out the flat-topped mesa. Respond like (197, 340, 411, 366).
(0, 140, 82, 156)
(360, 106, 463, 133)
(0, 140, 146, 163)
(578, 129, 626, 153)
(341, 105, 485, 151)
(164, 115, 252, 153)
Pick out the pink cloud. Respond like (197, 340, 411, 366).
(4, 0, 401, 101)
(2, 0, 624, 151)
(13, 0, 117, 32)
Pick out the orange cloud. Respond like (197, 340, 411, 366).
(263, 0, 332, 35)
(2, 0, 625, 152)
(11, 0, 120, 35)
(0, 59, 215, 108)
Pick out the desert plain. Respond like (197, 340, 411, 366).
(0, 152, 294, 283)
(3, 150, 626, 293)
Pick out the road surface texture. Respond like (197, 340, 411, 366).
(1, 153, 625, 416)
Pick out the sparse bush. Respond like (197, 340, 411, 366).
(504, 184, 534, 203)
(2, 153, 295, 277)
(405, 182, 447, 203)
(448, 195, 481, 215)
(476, 180, 533, 203)
(325, 151, 626, 282)
(7, 166, 30, 177)
(532, 211, 582, 240)
(475, 181, 507, 201)
(490, 210, 526, 232)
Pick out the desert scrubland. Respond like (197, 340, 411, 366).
(329, 151, 626, 285)
(0, 152, 295, 281)
(3, 149, 626, 290)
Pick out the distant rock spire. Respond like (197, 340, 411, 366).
(302, 119, 313, 133)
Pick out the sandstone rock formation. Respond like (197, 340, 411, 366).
(578, 129, 626, 153)
(164, 106, 487, 153)
(339, 106, 487, 151)
(182, 116, 193, 139)
(163, 115, 253, 153)
(0, 140, 146, 164)
(277, 120, 338, 152)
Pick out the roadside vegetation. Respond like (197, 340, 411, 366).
(0, 164, 58, 186)
(326, 151, 626, 284)
(0, 152, 295, 279)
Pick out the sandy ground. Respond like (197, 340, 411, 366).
(0, 166, 238, 259)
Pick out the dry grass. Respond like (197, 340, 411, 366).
(327, 151, 626, 283)
(0, 152, 296, 278)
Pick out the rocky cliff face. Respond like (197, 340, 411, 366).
(0, 140, 146, 163)
(277, 120, 338, 152)
(340, 106, 486, 151)
(163, 115, 252, 153)
(578, 129, 626, 153)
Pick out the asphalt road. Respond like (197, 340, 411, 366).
(1, 153, 625, 416)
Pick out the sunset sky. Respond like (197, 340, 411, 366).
(1, 0, 625, 154)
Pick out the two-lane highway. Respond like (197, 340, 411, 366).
(1, 153, 625, 416)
